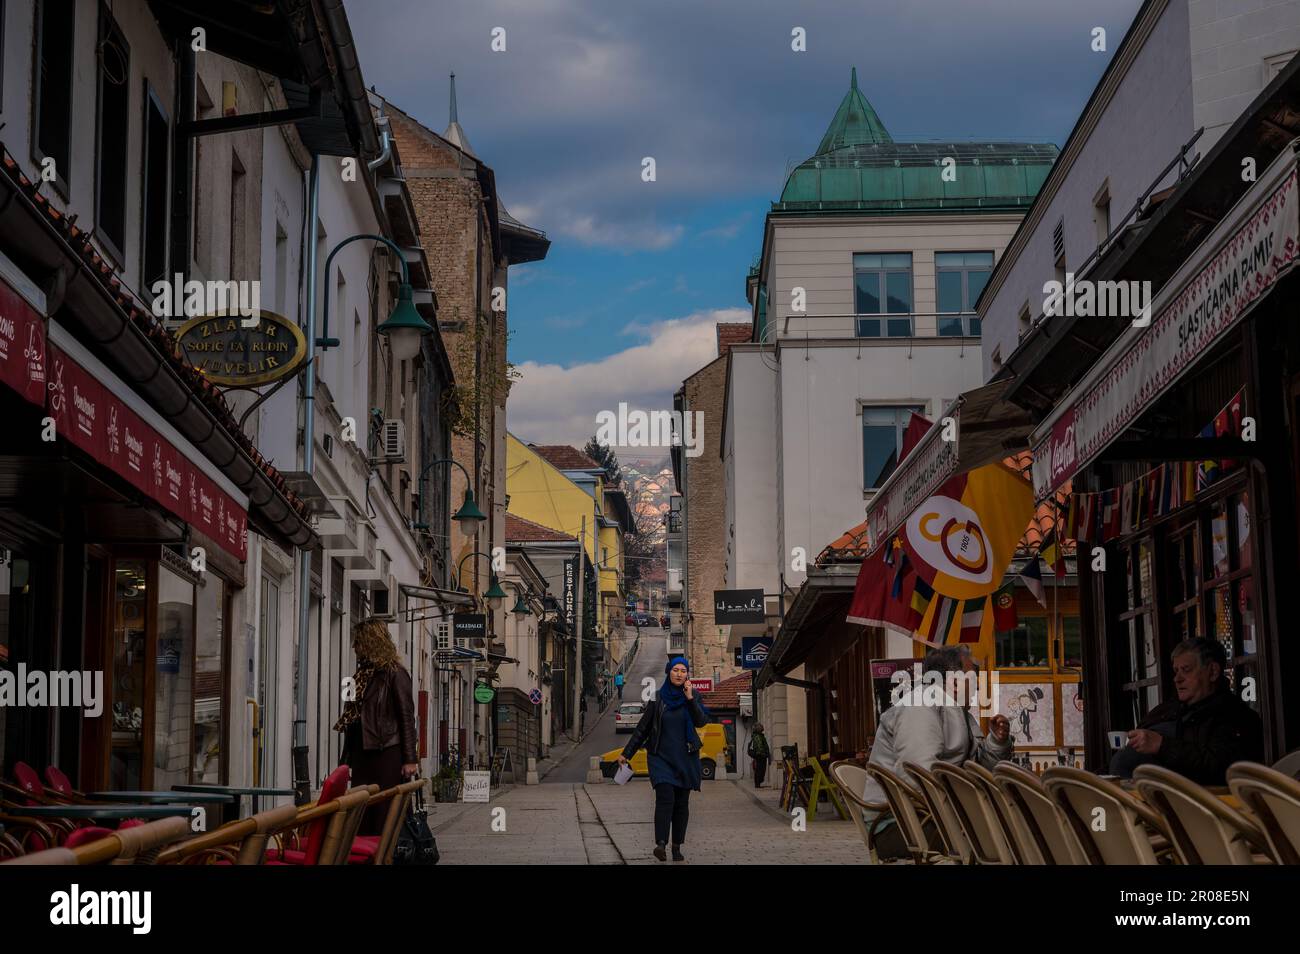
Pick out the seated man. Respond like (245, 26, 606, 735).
(863, 646, 1012, 859)
(1110, 637, 1263, 785)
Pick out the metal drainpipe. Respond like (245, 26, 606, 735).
(292, 154, 321, 804)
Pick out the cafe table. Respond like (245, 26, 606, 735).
(5, 804, 195, 821)
(171, 784, 296, 815)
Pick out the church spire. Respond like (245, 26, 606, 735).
(815, 67, 891, 155)
(443, 71, 476, 157)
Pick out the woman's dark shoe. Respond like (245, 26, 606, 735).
(653, 842, 667, 862)
(671, 844, 685, 862)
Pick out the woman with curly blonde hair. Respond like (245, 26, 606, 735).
(335, 618, 419, 833)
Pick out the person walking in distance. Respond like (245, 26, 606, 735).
(579, 692, 588, 735)
(618, 657, 710, 862)
(748, 723, 771, 788)
(335, 618, 419, 835)
(614, 671, 625, 701)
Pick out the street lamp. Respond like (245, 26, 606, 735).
(453, 550, 508, 611)
(412, 458, 487, 535)
(316, 233, 433, 357)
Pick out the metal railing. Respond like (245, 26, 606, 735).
(775, 311, 983, 340)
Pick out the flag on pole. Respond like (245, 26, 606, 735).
(992, 583, 1018, 632)
(1040, 528, 1066, 580)
(958, 597, 987, 643)
(1018, 557, 1046, 607)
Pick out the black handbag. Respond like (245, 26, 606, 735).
(393, 786, 439, 866)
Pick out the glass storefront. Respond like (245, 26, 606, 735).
(111, 560, 149, 789)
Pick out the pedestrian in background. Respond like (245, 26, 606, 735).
(748, 723, 771, 788)
(618, 656, 710, 862)
(335, 618, 419, 835)
(615, 671, 625, 701)
(579, 693, 588, 735)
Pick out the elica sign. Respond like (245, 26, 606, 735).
(176, 310, 307, 387)
(713, 589, 765, 625)
(741, 637, 770, 670)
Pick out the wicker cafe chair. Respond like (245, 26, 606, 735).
(963, 761, 1039, 864)
(266, 788, 375, 866)
(863, 763, 943, 864)
(349, 778, 428, 866)
(932, 763, 1017, 864)
(0, 816, 192, 866)
(992, 762, 1086, 864)
(0, 813, 61, 855)
(0, 827, 26, 860)
(1227, 762, 1300, 864)
(829, 761, 889, 864)
(157, 803, 300, 865)
(1271, 750, 1300, 780)
(901, 761, 972, 864)
(1042, 767, 1171, 865)
(1132, 765, 1272, 865)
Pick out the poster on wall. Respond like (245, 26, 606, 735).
(998, 683, 1055, 746)
(1062, 683, 1085, 747)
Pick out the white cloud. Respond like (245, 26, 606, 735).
(508, 307, 748, 450)
(559, 213, 686, 251)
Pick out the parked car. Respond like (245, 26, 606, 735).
(634, 612, 652, 627)
(614, 703, 643, 733)
(601, 723, 728, 779)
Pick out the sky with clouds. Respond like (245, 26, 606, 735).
(351, 0, 1143, 451)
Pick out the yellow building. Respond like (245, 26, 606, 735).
(505, 436, 636, 668)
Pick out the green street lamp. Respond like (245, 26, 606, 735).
(317, 233, 433, 360)
(412, 458, 487, 535)
(483, 575, 508, 612)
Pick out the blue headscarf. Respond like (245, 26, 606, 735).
(661, 656, 691, 711)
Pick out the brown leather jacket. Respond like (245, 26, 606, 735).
(360, 666, 418, 763)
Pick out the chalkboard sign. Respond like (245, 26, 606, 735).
(714, 589, 765, 624)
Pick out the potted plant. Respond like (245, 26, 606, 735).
(432, 764, 461, 803)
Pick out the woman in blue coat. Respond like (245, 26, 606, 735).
(618, 656, 710, 861)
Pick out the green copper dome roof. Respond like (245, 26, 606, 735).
(816, 67, 893, 152)
(779, 69, 1058, 213)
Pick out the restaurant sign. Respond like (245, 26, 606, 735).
(1032, 167, 1300, 500)
(714, 589, 765, 624)
(176, 311, 307, 387)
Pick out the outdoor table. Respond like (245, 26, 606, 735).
(171, 784, 297, 815)
(5, 804, 194, 821)
(88, 790, 234, 804)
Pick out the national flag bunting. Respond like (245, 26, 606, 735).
(992, 583, 1018, 632)
(958, 597, 987, 643)
(1018, 557, 1046, 607)
(1040, 527, 1066, 580)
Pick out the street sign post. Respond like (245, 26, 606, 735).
(528, 688, 543, 705)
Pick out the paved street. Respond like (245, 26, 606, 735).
(433, 778, 869, 865)
(544, 628, 668, 783)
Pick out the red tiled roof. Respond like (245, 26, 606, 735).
(700, 671, 751, 709)
(716, 323, 751, 356)
(531, 445, 601, 471)
(505, 513, 576, 543)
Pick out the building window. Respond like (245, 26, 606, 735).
(1119, 538, 1160, 722)
(33, 0, 75, 193)
(861, 404, 923, 490)
(854, 253, 913, 337)
(141, 83, 170, 293)
(94, 6, 130, 259)
(935, 251, 992, 336)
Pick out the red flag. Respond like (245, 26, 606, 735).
(900, 412, 933, 461)
(992, 584, 1018, 631)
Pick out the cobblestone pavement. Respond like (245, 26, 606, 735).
(433, 778, 869, 865)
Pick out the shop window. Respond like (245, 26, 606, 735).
(996, 616, 1050, 668)
(95, 4, 130, 258)
(257, 574, 280, 786)
(1119, 539, 1160, 722)
(193, 577, 225, 783)
(33, 0, 75, 193)
(1061, 616, 1082, 669)
(111, 561, 148, 789)
(153, 565, 195, 791)
(0, 549, 39, 769)
(1199, 491, 1256, 700)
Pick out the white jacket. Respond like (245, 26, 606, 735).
(862, 687, 1012, 805)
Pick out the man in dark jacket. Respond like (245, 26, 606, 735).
(747, 724, 771, 788)
(1113, 637, 1263, 784)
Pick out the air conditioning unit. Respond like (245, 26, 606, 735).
(434, 619, 453, 654)
(371, 574, 397, 620)
(667, 568, 682, 592)
(376, 419, 405, 462)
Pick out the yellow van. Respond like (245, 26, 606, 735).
(600, 722, 728, 780)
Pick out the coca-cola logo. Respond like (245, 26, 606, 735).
(1050, 422, 1076, 478)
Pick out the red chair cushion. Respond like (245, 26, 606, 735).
(64, 827, 114, 849)
(264, 847, 307, 865)
(346, 835, 379, 865)
(44, 766, 74, 796)
(12, 761, 43, 803)
(303, 766, 350, 865)
(117, 819, 145, 830)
